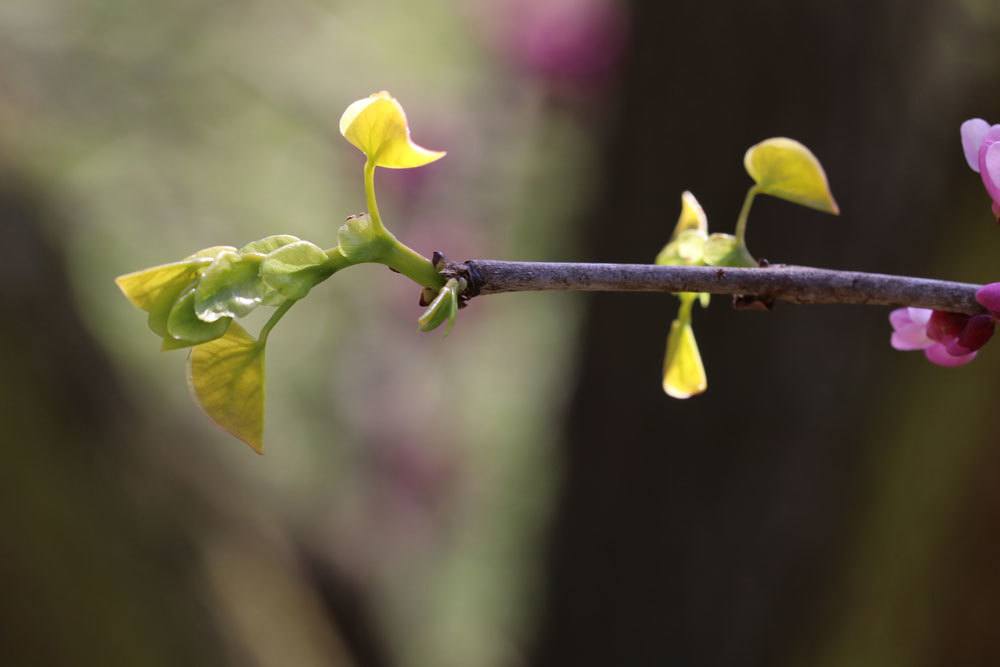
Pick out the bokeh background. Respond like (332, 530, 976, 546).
(3, 0, 1000, 665)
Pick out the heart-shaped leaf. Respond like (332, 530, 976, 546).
(188, 322, 265, 453)
(339, 91, 446, 169)
(744, 137, 839, 214)
(662, 318, 707, 399)
(702, 233, 757, 268)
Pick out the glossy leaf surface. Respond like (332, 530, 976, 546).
(166, 286, 232, 345)
(195, 251, 269, 321)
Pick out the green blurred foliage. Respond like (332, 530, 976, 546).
(0, 0, 603, 664)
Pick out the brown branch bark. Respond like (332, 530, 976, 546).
(449, 260, 986, 315)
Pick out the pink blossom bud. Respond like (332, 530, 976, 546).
(926, 310, 969, 344)
(945, 338, 972, 357)
(957, 313, 995, 351)
(975, 282, 1000, 315)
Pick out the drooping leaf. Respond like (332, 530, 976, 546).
(339, 91, 446, 169)
(702, 233, 758, 268)
(662, 318, 707, 399)
(194, 250, 270, 321)
(744, 137, 839, 214)
(188, 322, 265, 453)
(239, 235, 301, 257)
(166, 286, 232, 345)
(260, 240, 333, 300)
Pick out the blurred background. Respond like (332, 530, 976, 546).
(3, 0, 1000, 665)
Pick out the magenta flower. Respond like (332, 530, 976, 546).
(889, 307, 990, 367)
(961, 118, 1000, 221)
(976, 282, 1000, 315)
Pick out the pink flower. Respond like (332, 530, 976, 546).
(960, 118, 1000, 221)
(976, 281, 1000, 316)
(888, 307, 992, 367)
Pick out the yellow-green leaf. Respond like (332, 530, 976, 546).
(672, 190, 708, 237)
(115, 260, 203, 311)
(662, 318, 707, 399)
(744, 137, 839, 214)
(186, 245, 238, 261)
(188, 322, 265, 453)
(656, 192, 709, 266)
(702, 233, 757, 268)
(339, 91, 446, 169)
(656, 192, 711, 305)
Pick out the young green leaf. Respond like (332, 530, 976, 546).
(187, 245, 239, 261)
(239, 235, 301, 257)
(147, 278, 196, 338)
(194, 250, 271, 321)
(418, 279, 459, 333)
(744, 138, 839, 214)
(166, 286, 232, 346)
(702, 233, 758, 268)
(260, 240, 333, 300)
(337, 214, 382, 262)
(188, 322, 265, 453)
(662, 314, 707, 399)
(656, 191, 711, 304)
(339, 91, 446, 169)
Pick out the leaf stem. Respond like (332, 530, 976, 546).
(364, 160, 385, 234)
(259, 300, 295, 344)
(677, 293, 695, 322)
(734, 186, 759, 246)
(379, 234, 446, 290)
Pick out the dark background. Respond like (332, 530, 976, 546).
(3, 0, 1000, 665)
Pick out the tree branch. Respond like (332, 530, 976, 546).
(449, 260, 986, 315)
